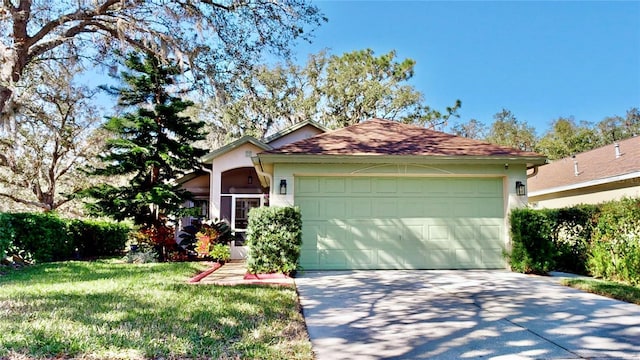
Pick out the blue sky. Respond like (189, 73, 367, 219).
(292, 0, 640, 134)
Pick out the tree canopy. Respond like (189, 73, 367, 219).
(195, 48, 461, 144)
(0, 0, 325, 123)
(485, 109, 537, 152)
(0, 60, 104, 212)
(451, 106, 639, 159)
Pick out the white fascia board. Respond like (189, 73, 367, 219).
(529, 171, 640, 197)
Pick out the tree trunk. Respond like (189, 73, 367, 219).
(0, 86, 12, 127)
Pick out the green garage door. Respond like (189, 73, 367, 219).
(296, 176, 505, 270)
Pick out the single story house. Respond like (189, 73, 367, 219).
(528, 135, 640, 209)
(182, 118, 546, 270)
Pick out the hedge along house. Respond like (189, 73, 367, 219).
(179, 120, 327, 259)
(253, 118, 547, 270)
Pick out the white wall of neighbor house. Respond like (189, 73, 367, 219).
(209, 143, 266, 219)
(530, 184, 640, 209)
(267, 161, 531, 251)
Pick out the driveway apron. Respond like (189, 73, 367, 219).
(295, 270, 640, 360)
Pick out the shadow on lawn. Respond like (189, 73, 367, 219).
(0, 262, 305, 359)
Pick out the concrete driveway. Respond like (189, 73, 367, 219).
(295, 270, 640, 359)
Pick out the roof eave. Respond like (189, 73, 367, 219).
(263, 120, 329, 144)
(256, 153, 548, 166)
(529, 170, 640, 197)
(201, 136, 272, 163)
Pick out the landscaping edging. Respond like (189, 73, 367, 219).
(188, 262, 222, 283)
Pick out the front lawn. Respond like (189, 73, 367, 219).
(561, 278, 640, 305)
(0, 260, 312, 359)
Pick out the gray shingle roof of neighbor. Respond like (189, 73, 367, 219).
(262, 118, 544, 158)
(528, 135, 640, 192)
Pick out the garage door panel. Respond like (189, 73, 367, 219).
(351, 178, 372, 193)
(296, 176, 505, 270)
(350, 199, 372, 218)
(322, 178, 346, 193)
(346, 249, 375, 267)
(454, 248, 481, 267)
(424, 201, 452, 217)
(401, 178, 425, 194)
(374, 178, 398, 193)
(372, 199, 397, 217)
(429, 225, 450, 241)
(319, 250, 348, 267)
(482, 248, 504, 267)
(297, 177, 320, 194)
(322, 198, 347, 218)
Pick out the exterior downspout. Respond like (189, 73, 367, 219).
(527, 166, 539, 178)
(254, 158, 273, 199)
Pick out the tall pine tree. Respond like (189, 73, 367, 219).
(85, 53, 207, 252)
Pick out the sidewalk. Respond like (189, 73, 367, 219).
(191, 260, 295, 286)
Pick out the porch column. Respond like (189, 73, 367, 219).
(210, 162, 222, 220)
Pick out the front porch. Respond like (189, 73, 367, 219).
(180, 166, 269, 259)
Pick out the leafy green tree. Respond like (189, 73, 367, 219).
(485, 109, 537, 152)
(321, 49, 461, 129)
(450, 118, 487, 139)
(199, 48, 461, 142)
(536, 117, 601, 159)
(84, 53, 206, 249)
(597, 108, 640, 143)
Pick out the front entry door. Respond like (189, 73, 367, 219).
(231, 197, 261, 259)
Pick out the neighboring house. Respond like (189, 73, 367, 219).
(528, 136, 640, 209)
(183, 118, 545, 269)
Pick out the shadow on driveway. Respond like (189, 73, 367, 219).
(295, 270, 640, 360)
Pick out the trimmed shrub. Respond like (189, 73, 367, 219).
(0, 212, 131, 263)
(0, 212, 71, 263)
(67, 219, 130, 258)
(588, 198, 640, 285)
(246, 206, 302, 275)
(508, 206, 598, 275)
(550, 205, 598, 274)
(0, 213, 11, 260)
(508, 209, 556, 274)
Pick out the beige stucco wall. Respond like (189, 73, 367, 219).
(181, 174, 210, 198)
(209, 143, 266, 218)
(530, 184, 640, 209)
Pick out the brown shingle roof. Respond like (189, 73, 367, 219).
(262, 118, 542, 158)
(528, 136, 640, 192)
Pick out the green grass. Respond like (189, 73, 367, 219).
(561, 278, 640, 305)
(0, 260, 313, 359)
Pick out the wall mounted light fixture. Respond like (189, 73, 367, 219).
(279, 179, 287, 195)
(515, 181, 526, 196)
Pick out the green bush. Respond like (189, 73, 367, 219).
(209, 243, 231, 262)
(246, 206, 302, 275)
(588, 198, 640, 285)
(0, 212, 131, 263)
(0, 212, 72, 263)
(508, 209, 556, 274)
(0, 214, 10, 260)
(67, 219, 130, 258)
(550, 205, 598, 274)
